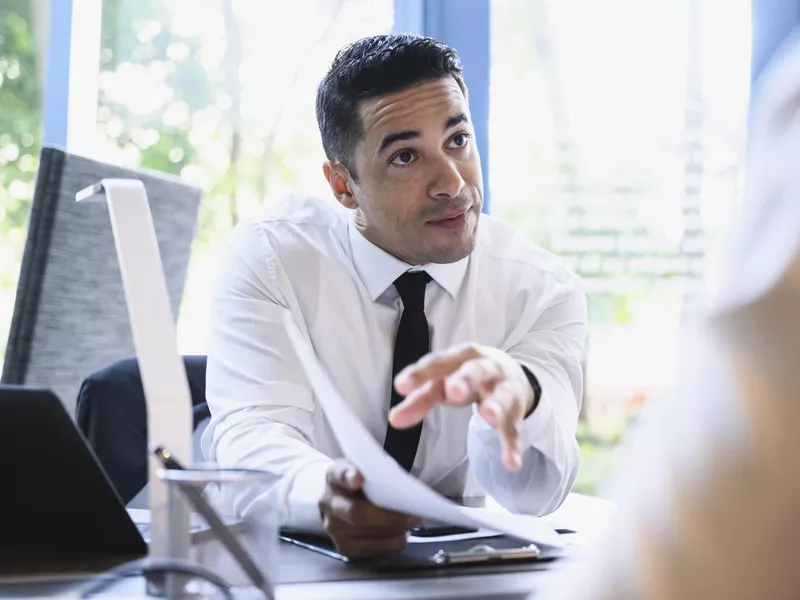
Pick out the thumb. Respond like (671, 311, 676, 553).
(328, 460, 364, 492)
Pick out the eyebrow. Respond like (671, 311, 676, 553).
(378, 130, 420, 154)
(444, 113, 468, 130)
(377, 113, 470, 155)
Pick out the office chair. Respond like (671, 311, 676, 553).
(2, 147, 202, 415)
(75, 355, 209, 505)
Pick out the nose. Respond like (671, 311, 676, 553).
(428, 156, 465, 200)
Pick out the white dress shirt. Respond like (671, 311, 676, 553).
(201, 195, 587, 530)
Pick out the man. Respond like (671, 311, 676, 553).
(202, 33, 587, 559)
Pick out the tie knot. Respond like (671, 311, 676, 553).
(394, 271, 431, 312)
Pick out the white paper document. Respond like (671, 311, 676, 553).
(282, 312, 564, 548)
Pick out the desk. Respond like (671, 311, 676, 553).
(0, 494, 613, 599)
(9, 565, 568, 599)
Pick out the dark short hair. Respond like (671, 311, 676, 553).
(316, 33, 466, 178)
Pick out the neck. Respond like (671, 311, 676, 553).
(353, 210, 421, 266)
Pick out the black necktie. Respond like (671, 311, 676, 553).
(383, 271, 432, 471)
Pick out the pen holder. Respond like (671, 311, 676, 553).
(154, 464, 280, 599)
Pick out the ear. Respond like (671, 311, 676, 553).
(323, 161, 357, 209)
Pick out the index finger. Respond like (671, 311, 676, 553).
(394, 343, 482, 395)
(389, 379, 445, 429)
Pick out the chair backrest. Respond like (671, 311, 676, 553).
(1, 147, 202, 414)
(75, 355, 209, 505)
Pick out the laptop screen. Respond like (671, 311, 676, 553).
(0, 386, 147, 575)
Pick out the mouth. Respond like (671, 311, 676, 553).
(425, 208, 470, 230)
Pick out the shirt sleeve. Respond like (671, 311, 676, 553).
(201, 221, 332, 532)
(466, 275, 587, 516)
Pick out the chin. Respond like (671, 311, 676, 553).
(426, 236, 477, 264)
(412, 212, 480, 264)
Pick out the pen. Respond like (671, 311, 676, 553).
(152, 446, 273, 600)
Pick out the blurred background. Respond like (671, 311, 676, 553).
(0, 0, 754, 496)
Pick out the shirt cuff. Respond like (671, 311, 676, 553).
(283, 460, 333, 533)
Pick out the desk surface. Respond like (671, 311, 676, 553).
(3, 567, 570, 599)
(0, 494, 613, 599)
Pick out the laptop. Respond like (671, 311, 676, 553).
(0, 385, 148, 581)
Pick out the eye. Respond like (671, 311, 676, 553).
(448, 132, 471, 149)
(390, 150, 417, 166)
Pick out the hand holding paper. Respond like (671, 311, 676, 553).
(318, 458, 422, 558)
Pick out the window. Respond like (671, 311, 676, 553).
(1, 0, 755, 500)
(490, 0, 751, 495)
(96, 0, 394, 352)
(0, 0, 45, 369)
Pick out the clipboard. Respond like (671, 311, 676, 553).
(279, 530, 563, 571)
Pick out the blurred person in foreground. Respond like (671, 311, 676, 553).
(540, 30, 800, 600)
(202, 34, 587, 559)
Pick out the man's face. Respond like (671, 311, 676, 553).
(326, 77, 483, 265)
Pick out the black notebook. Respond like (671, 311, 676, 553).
(280, 530, 563, 571)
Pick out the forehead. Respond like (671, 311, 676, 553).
(358, 77, 469, 140)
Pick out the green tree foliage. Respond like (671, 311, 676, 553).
(0, 0, 42, 366)
(0, 0, 40, 241)
(98, 0, 228, 242)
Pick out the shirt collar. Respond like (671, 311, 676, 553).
(348, 217, 469, 301)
